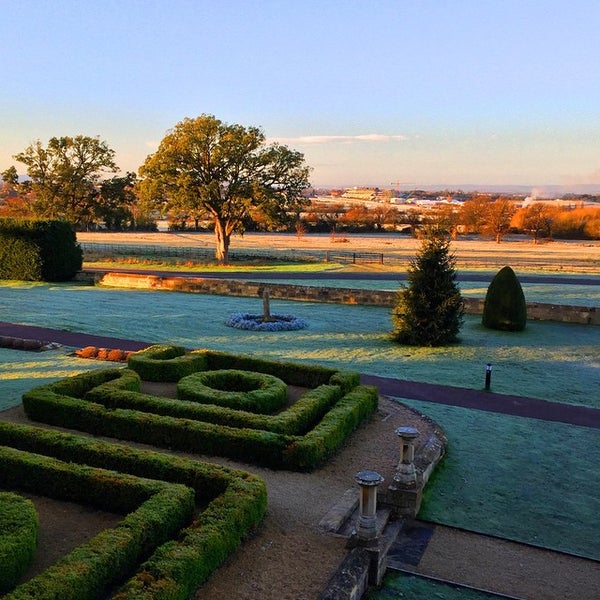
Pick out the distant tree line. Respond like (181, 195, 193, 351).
(2, 127, 600, 256)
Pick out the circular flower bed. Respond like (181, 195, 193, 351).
(226, 313, 308, 331)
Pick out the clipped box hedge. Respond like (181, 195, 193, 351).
(0, 420, 267, 599)
(129, 345, 360, 392)
(23, 347, 379, 470)
(0, 443, 194, 599)
(177, 369, 288, 414)
(127, 344, 207, 381)
(0, 492, 39, 594)
(89, 376, 342, 435)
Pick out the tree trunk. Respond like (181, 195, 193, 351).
(214, 219, 230, 264)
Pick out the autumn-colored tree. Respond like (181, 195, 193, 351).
(340, 206, 373, 230)
(483, 199, 516, 243)
(0, 195, 34, 218)
(371, 204, 400, 230)
(512, 203, 557, 243)
(458, 195, 491, 234)
(306, 201, 347, 233)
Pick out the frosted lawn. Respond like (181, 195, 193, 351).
(0, 282, 598, 409)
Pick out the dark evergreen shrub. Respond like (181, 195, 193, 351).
(0, 235, 42, 280)
(392, 229, 464, 346)
(0, 218, 82, 281)
(482, 265, 527, 331)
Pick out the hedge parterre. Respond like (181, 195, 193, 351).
(23, 345, 379, 471)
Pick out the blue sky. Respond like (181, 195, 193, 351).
(2, 0, 600, 190)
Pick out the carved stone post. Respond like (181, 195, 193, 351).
(385, 426, 422, 517)
(354, 470, 384, 542)
(394, 426, 419, 486)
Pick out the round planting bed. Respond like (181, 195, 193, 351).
(225, 313, 308, 331)
(177, 369, 288, 414)
(0, 492, 39, 594)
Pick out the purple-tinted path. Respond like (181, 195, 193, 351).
(360, 374, 599, 429)
(0, 322, 151, 352)
(1, 321, 598, 429)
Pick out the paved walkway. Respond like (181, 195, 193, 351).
(2, 321, 598, 429)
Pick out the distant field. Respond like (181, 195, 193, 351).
(77, 231, 600, 273)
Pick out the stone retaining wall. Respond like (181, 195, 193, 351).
(79, 271, 599, 325)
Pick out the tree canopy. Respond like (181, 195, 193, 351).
(138, 114, 311, 263)
(13, 136, 118, 228)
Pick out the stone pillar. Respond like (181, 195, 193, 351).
(354, 470, 384, 542)
(394, 426, 419, 486)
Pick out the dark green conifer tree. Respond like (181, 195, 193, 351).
(392, 227, 464, 346)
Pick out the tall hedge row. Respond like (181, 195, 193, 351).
(0, 218, 82, 281)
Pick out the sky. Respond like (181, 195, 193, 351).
(2, 0, 600, 191)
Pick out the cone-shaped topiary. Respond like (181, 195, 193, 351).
(392, 227, 464, 346)
(482, 265, 527, 331)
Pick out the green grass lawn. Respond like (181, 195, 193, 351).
(0, 281, 598, 565)
(0, 282, 597, 408)
(83, 259, 344, 273)
(401, 400, 600, 560)
(367, 573, 498, 599)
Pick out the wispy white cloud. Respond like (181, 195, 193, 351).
(267, 134, 408, 145)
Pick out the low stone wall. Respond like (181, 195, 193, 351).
(79, 271, 599, 326)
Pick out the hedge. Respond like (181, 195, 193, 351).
(0, 420, 267, 599)
(23, 349, 378, 470)
(177, 369, 288, 414)
(87, 374, 342, 435)
(127, 344, 208, 381)
(283, 384, 380, 470)
(0, 444, 194, 599)
(128, 345, 360, 393)
(0, 218, 82, 281)
(0, 492, 39, 594)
